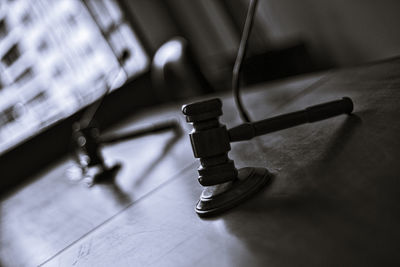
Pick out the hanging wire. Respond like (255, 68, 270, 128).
(232, 0, 258, 123)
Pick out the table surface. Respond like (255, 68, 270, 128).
(1, 57, 400, 267)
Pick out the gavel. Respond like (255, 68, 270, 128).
(182, 97, 353, 216)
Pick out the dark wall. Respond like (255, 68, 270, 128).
(254, 0, 400, 67)
(121, 0, 400, 72)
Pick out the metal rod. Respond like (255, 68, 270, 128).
(99, 120, 178, 144)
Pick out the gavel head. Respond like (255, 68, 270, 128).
(182, 98, 238, 186)
(182, 98, 272, 217)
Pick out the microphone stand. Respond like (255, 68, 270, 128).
(71, 119, 179, 186)
(70, 54, 180, 186)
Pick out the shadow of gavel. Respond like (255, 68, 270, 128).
(182, 97, 353, 217)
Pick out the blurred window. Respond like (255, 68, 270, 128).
(21, 12, 33, 26)
(2, 44, 20, 66)
(14, 67, 34, 86)
(0, 19, 7, 39)
(28, 91, 47, 104)
(67, 14, 77, 27)
(37, 39, 48, 53)
(0, 106, 20, 126)
(52, 65, 63, 79)
(0, 0, 148, 154)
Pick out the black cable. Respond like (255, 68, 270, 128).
(232, 0, 258, 123)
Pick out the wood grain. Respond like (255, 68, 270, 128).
(0, 107, 194, 267)
(0, 74, 322, 267)
(2, 57, 400, 267)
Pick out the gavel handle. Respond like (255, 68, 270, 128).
(229, 97, 353, 142)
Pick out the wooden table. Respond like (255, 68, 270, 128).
(1, 57, 400, 267)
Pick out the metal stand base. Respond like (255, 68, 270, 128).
(196, 167, 272, 217)
(84, 163, 122, 186)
